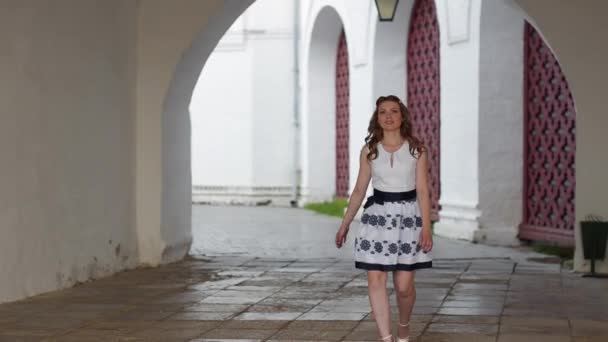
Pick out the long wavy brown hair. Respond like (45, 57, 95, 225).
(365, 95, 425, 161)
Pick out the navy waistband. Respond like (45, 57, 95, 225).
(363, 188, 417, 209)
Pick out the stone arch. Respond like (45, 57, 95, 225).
(302, 5, 349, 202)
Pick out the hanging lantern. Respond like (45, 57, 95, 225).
(375, 0, 399, 22)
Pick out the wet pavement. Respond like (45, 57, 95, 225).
(191, 205, 551, 262)
(0, 205, 606, 341)
(1, 256, 607, 341)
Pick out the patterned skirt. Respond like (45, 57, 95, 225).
(354, 189, 433, 272)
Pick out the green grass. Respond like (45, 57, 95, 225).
(532, 243, 574, 259)
(304, 198, 349, 218)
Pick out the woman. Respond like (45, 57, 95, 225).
(335, 95, 433, 342)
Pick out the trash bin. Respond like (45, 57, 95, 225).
(580, 216, 608, 277)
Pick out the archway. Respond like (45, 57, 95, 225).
(154, 0, 607, 273)
(519, 21, 576, 246)
(304, 6, 349, 202)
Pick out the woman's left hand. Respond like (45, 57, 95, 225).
(419, 228, 433, 252)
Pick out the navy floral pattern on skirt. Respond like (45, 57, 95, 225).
(354, 195, 432, 272)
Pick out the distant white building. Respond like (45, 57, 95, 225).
(191, 0, 577, 249)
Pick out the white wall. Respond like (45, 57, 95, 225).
(250, 0, 296, 188)
(477, 0, 525, 245)
(0, 0, 138, 303)
(190, 0, 295, 205)
(372, 0, 413, 101)
(190, 27, 254, 188)
(191, 0, 415, 205)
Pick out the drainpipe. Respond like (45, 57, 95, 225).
(291, 0, 302, 207)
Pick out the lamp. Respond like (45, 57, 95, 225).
(374, 0, 399, 22)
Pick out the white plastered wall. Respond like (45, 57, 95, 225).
(477, 0, 525, 246)
(0, 0, 138, 303)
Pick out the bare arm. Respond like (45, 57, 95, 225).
(340, 145, 372, 228)
(335, 146, 371, 248)
(416, 149, 434, 252)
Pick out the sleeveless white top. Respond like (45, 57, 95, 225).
(370, 143, 418, 192)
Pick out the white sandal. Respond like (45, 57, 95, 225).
(397, 322, 410, 342)
(381, 334, 394, 342)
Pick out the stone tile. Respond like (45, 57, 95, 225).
(572, 337, 608, 342)
(221, 320, 287, 330)
(189, 278, 252, 291)
(198, 329, 278, 339)
(126, 326, 216, 340)
(235, 279, 295, 287)
(442, 300, 504, 308)
(432, 315, 499, 324)
(437, 307, 502, 316)
(127, 321, 218, 342)
(167, 312, 236, 320)
(0, 327, 65, 338)
(226, 285, 283, 292)
(9, 315, 87, 330)
(502, 308, 568, 318)
(83, 319, 154, 333)
(184, 303, 250, 312)
(256, 297, 322, 307)
(270, 328, 350, 341)
(191, 340, 261, 342)
(413, 299, 445, 307)
(2, 336, 63, 342)
(497, 334, 571, 342)
(500, 317, 570, 335)
(211, 290, 274, 299)
(215, 270, 266, 278)
(151, 291, 212, 304)
(247, 304, 314, 313)
(341, 329, 384, 341)
(427, 323, 498, 335)
(200, 296, 262, 305)
(449, 290, 507, 297)
(453, 283, 508, 291)
(233, 312, 302, 320)
(570, 319, 608, 336)
(105, 309, 175, 321)
(296, 312, 367, 321)
(309, 304, 370, 313)
(413, 306, 440, 315)
(419, 332, 497, 341)
(285, 320, 358, 330)
(1, 254, 607, 342)
(43, 329, 139, 341)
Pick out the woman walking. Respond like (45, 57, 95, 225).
(335, 95, 433, 342)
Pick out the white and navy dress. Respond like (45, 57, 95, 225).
(354, 142, 433, 272)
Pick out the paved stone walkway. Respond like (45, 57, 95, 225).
(1, 255, 607, 341)
(190, 205, 552, 262)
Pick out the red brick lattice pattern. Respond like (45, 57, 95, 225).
(407, 0, 441, 219)
(519, 22, 576, 246)
(335, 31, 350, 198)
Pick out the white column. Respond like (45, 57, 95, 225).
(433, 0, 483, 241)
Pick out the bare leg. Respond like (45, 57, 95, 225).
(393, 270, 416, 340)
(367, 271, 392, 340)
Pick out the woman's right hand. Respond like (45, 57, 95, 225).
(335, 224, 350, 248)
